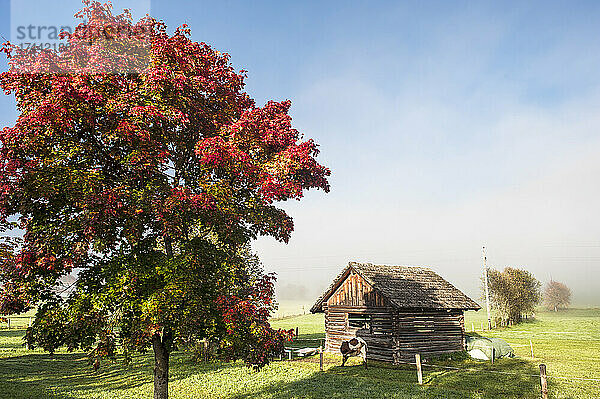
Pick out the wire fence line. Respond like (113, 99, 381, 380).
(0, 316, 32, 329)
(404, 361, 600, 383)
(295, 354, 600, 385)
(286, 350, 600, 384)
(510, 338, 600, 343)
(498, 330, 600, 340)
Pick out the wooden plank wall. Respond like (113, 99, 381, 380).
(327, 270, 386, 307)
(324, 305, 394, 361)
(323, 270, 466, 363)
(392, 310, 465, 362)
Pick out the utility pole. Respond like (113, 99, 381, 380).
(482, 246, 492, 330)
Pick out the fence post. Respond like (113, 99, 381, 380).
(319, 345, 324, 371)
(481, 322, 484, 331)
(539, 364, 548, 399)
(491, 347, 494, 364)
(6, 318, 10, 329)
(295, 327, 298, 338)
(415, 354, 423, 385)
(530, 340, 534, 359)
(28, 318, 32, 328)
(471, 323, 474, 332)
(288, 349, 292, 360)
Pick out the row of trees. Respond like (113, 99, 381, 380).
(485, 267, 571, 326)
(0, 2, 330, 399)
(486, 267, 540, 325)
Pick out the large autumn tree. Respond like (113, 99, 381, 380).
(0, 2, 329, 398)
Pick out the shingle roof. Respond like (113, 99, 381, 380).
(311, 262, 481, 313)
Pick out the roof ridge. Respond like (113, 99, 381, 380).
(351, 261, 434, 271)
(311, 261, 481, 313)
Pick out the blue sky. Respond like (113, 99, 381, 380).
(2, 1, 600, 306)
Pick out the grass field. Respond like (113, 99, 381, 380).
(271, 300, 314, 319)
(0, 309, 598, 398)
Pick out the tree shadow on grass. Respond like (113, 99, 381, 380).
(0, 351, 250, 399)
(0, 329, 28, 349)
(421, 357, 541, 399)
(0, 352, 153, 399)
(0, 330, 237, 399)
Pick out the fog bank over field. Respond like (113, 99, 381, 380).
(258, 125, 600, 308)
(247, 2, 600, 309)
(258, 103, 600, 307)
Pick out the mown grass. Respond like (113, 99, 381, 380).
(0, 309, 598, 398)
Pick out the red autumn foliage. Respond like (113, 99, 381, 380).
(217, 273, 293, 369)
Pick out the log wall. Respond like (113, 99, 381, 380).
(391, 310, 465, 362)
(324, 304, 393, 358)
(323, 270, 466, 363)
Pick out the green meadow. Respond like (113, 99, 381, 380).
(0, 309, 598, 398)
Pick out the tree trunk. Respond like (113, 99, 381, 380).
(156, 235, 173, 399)
(164, 236, 174, 259)
(152, 333, 170, 399)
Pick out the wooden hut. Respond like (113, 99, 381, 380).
(311, 262, 481, 363)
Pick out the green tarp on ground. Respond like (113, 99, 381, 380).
(465, 336, 515, 360)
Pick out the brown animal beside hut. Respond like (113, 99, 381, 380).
(311, 262, 481, 363)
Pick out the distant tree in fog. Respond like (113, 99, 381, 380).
(544, 280, 571, 311)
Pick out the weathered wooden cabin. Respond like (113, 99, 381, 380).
(311, 262, 480, 363)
